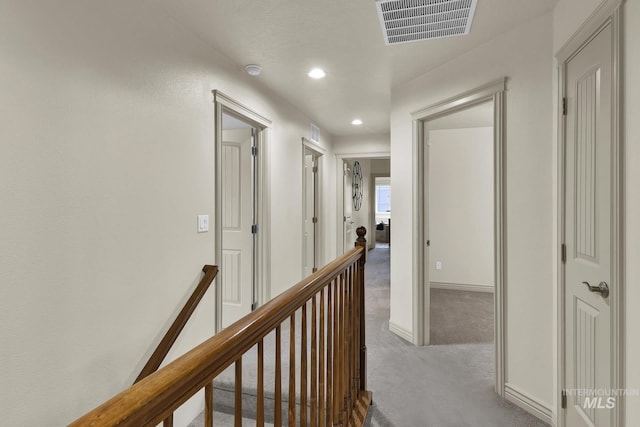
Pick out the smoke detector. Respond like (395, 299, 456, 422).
(245, 64, 262, 76)
(375, 0, 478, 45)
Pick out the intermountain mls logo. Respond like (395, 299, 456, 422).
(564, 388, 639, 409)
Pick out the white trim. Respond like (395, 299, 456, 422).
(504, 383, 553, 425)
(555, 5, 624, 427)
(555, 0, 623, 62)
(411, 78, 507, 120)
(333, 151, 391, 159)
(212, 91, 271, 331)
(430, 282, 494, 293)
(389, 321, 414, 344)
(303, 136, 326, 154)
(411, 79, 507, 398)
(213, 90, 272, 128)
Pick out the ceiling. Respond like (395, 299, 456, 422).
(158, 0, 556, 138)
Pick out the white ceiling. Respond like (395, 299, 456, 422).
(158, 0, 556, 138)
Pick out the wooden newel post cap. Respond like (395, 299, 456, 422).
(355, 226, 367, 263)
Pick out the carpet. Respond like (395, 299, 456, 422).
(429, 288, 494, 345)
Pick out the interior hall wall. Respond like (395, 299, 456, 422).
(390, 12, 554, 409)
(0, 1, 336, 425)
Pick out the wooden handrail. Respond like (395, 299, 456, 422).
(70, 229, 371, 427)
(135, 265, 219, 383)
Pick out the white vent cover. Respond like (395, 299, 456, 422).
(375, 0, 478, 45)
(310, 123, 320, 143)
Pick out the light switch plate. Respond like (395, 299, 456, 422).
(197, 215, 209, 233)
(435, 261, 442, 270)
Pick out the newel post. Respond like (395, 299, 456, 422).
(355, 226, 367, 390)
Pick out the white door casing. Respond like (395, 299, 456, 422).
(213, 90, 272, 332)
(558, 5, 623, 426)
(221, 128, 254, 328)
(343, 161, 354, 253)
(303, 151, 317, 277)
(411, 78, 507, 395)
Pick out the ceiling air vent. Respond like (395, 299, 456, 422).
(375, 0, 478, 45)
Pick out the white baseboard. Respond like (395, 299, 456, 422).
(504, 383, 553, 425)
(430, 282, 494, 293)
(389, 321, 413, 344)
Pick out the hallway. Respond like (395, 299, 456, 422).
(364, 247, 549, 427)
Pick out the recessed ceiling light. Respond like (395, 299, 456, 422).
(352, 119, 363, 126)
(245, 64, 262, 76)
(308, 68, 326, 79)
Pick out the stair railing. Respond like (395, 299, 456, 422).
(69, 227, 370, 427)
(135, 264, 219, 384)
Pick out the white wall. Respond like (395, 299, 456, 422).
(390, 11, 554, 410)
(333, 134, 391, 155)
(0, 1, 336, 425)
(553, 0, 640, 424)
(428, 127, 494, 288)
(371, 158, 391, 175)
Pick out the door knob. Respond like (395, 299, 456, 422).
(582, 281, 609, 298)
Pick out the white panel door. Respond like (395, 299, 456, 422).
(564, 22, 613, 427)
(303, 153, 316, 277)
(221, 128, 253, 328)
(343, 161, 354, 253)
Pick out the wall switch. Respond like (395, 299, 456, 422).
(435, 261, 442, 270)
(197, 215, 209, 233)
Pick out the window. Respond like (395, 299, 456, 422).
(375, 177, 391, 224)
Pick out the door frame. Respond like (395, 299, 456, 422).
(302, 137, 325, 276)
(411, 78, 507, 395)
(335, 152, 391, 255)
(213, 90, 272, 332)
(555, 2, 624, 425)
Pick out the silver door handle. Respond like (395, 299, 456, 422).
(582, 281, 609, 298)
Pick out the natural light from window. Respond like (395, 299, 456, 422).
(375, 177, 391, 225)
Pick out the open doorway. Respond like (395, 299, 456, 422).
(411, 78, 506, 395)
(213, 91, 271, 331)
(372, 166, 391, 249)
(426, 102, 494, 345)
(336, 154, 391, 254)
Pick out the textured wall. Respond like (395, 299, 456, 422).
(390, 12, 554, 409)
(0, 1, 334, 425)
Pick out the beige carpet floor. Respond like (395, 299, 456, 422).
(430, 288, 494, 345)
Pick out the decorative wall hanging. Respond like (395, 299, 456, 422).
(353, 161, 363, 211)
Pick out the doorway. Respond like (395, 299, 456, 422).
(302, 138, 324, 277)
(372, 174, 391, 249)
(411, 78, 507, 394)
(335, 153, 391, 255)
(213, 91, 271, 331)
(426, 102, 495, 345)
